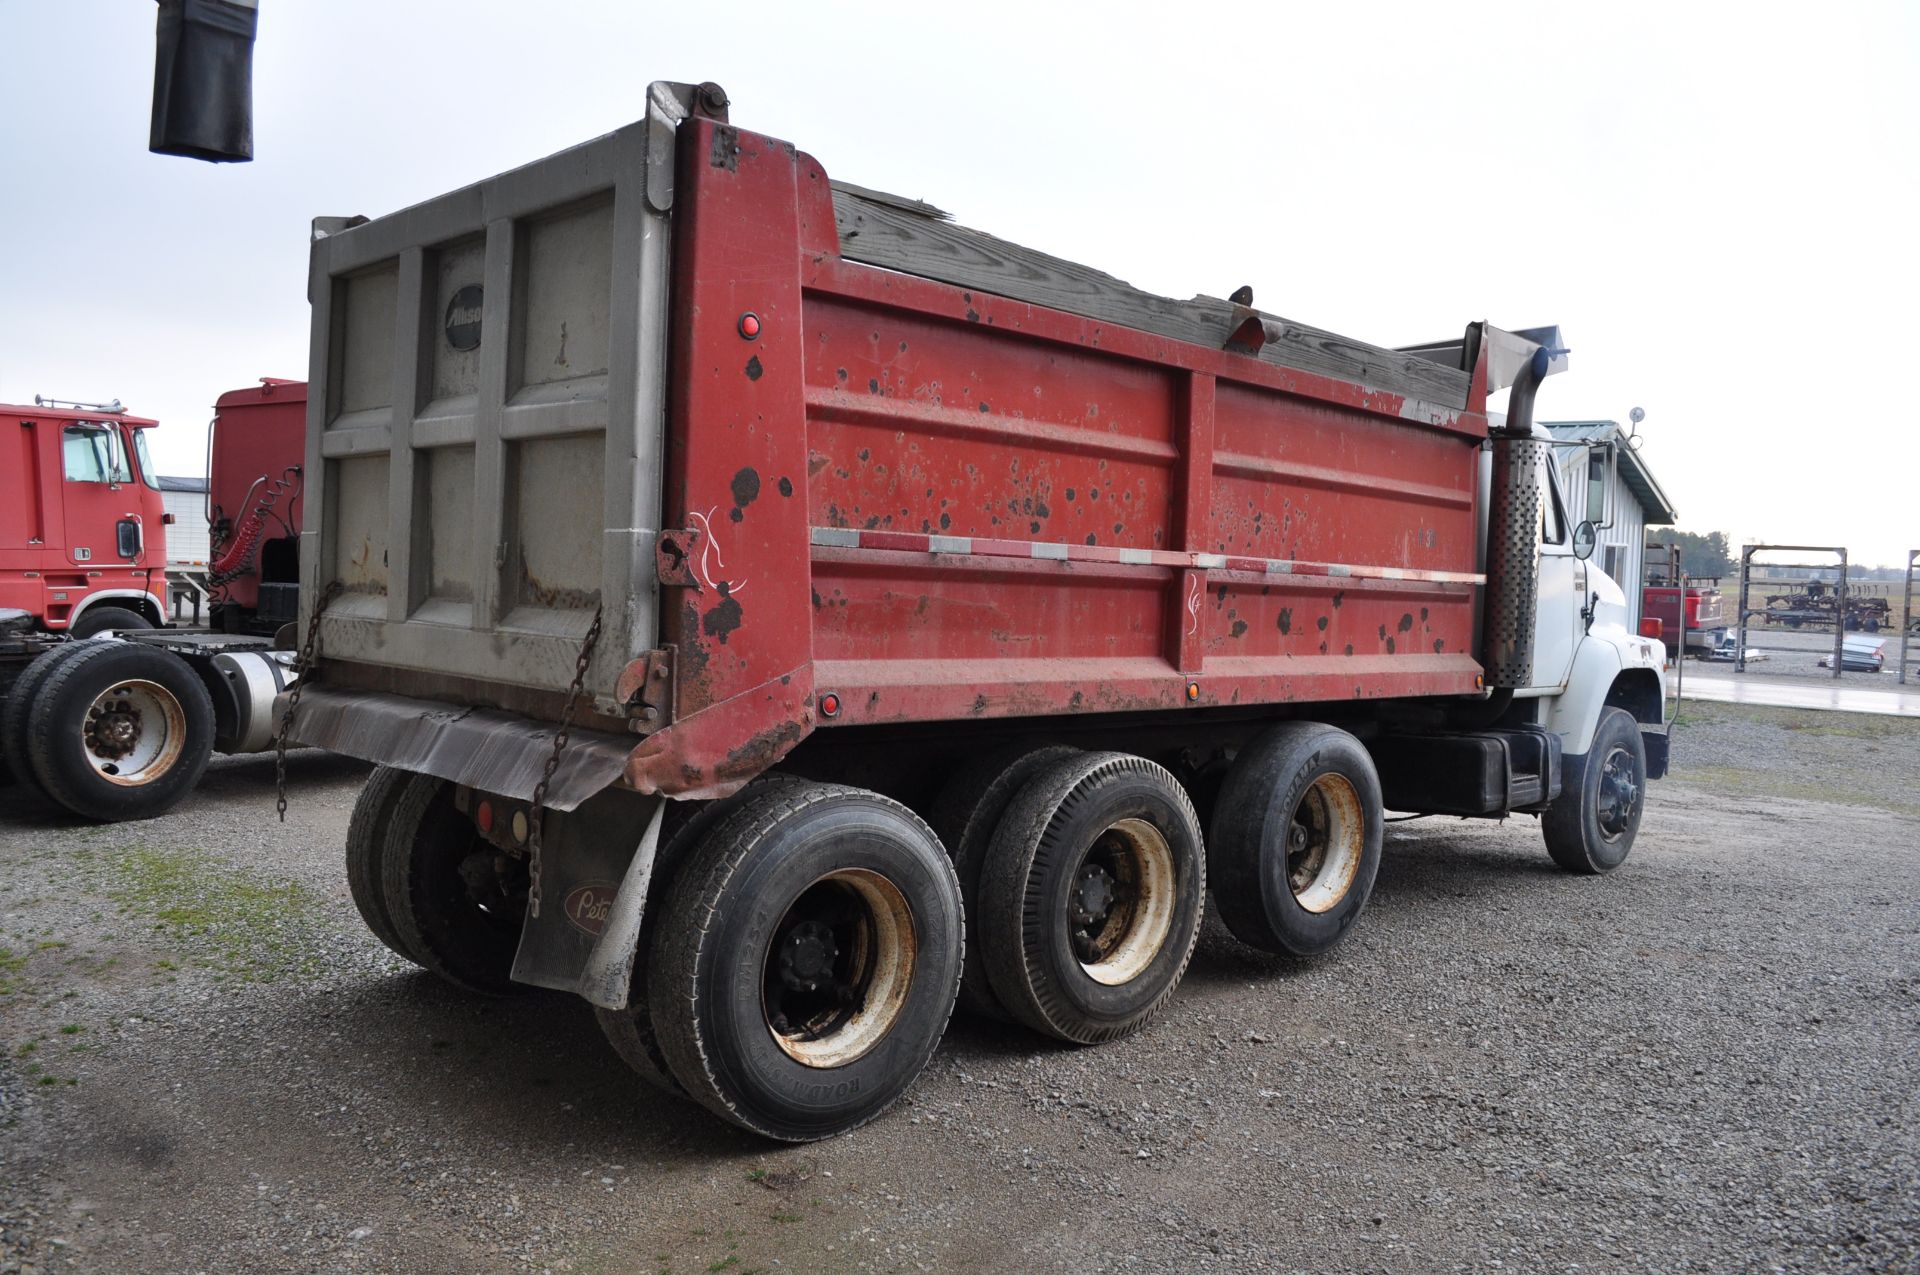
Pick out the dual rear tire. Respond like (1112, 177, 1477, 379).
(4, 640, 215, 821)
(344, 766, 527, 993)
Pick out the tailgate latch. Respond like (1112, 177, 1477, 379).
(616, 647, 675, 731)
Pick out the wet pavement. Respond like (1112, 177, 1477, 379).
(1680, 672, 1920, 717)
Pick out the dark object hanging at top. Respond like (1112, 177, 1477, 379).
(150, 0, 259, 163)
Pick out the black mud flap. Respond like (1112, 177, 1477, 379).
(1643, 729, 1671, 780)
(509, 789, 663, 1009)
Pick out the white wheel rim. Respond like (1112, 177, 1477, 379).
(764, 869, 917, 1070)
(1287, 774, 1365, 914)
(81, 679, 187, 787)
(1073, 817, 1177, 987)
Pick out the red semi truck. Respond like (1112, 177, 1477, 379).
(0, 397, 169, 637)
(1, 384, 306, 819)
(288, 82, 1669, 1141)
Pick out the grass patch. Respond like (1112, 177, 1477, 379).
(105, 846, 324, 983)
(1676, 765, 1920, 818)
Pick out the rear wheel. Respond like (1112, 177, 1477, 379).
(69, 606, 154, 638)
(2, 642, 101, 800)
(25, 641, 214, 821)
(1543, 707, 1646, 874)
(378, 773, 528, 994)
(345, 765, 424, 964)
(978, 753, 1206, 1045)
(1207, 722, 1383, 958)
(648, 783, 963, 1141)
(928, 742, 1079, 1021)
(594, 773, 812, 1098)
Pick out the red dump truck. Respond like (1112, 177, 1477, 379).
(288, 82, 1669, 1141)
(1, 384, 306, 819)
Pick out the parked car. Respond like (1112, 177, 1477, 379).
(1708, 631, 1765, 662)
(1819, 636, 1887, 672)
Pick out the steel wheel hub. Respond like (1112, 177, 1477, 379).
(763, 870, 917, 1070)
(778, 920, 840, 992)
(78, 679, 186, 786)
(1597, 747, 1640, 839)
(86, 700, 143, 760)
(1285, 774, 1365, 914)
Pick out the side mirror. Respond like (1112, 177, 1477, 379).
(1572, 520, 1597, 561)
(116, 518, 144, 559)
(150, 0, 258, 163)
(1585, 440, 1616, 527)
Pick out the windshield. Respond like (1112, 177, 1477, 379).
(131, 427, 160, 489)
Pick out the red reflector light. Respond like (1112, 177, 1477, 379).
(738, 312, 761, 340)
(1639, 617, 1664, 639)
(819, 692, 840, 718)
(162, 512, 177, 525)
(475, 800, 494, 834)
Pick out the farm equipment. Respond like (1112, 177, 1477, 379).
(287, 81, 1668, 1141)
(1763, 578, 1890, 631)
(1, 383, 306, 819)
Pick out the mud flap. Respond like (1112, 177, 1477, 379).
(509, 789, 664, 1009)
(1642, 729, 1671, 781)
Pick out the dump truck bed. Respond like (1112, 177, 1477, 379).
(297, 84, 1499, 800)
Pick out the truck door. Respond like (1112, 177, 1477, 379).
(1529, 461, 1578, 690)
(60, 422, 144, 566)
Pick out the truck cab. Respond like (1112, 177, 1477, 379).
(0, 398, 167, 635)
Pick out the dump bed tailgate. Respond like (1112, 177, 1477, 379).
(299, 90, 699, 716)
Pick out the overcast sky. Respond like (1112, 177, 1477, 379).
(2, 2, 1915, 565)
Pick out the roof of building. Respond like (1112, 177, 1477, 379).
(157, 474, 209, 494)
(1543, 420, 1677, 526)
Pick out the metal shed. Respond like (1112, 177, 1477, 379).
(1544, 421, 1677, 628)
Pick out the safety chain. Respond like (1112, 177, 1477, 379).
(526, 604, 604, 917)
(275, 580, 344, 822)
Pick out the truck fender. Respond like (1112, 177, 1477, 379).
(1542, 638, 1664, 757)
(70, 590, 166, 629)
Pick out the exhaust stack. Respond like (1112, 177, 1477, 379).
(1478, 329, 1567, 688)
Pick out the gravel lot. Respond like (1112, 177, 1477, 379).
(2, 707, 1916, 1275)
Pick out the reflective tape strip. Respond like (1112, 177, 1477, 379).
(810, 527, 1483, 584)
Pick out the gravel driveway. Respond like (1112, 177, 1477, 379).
(2, 708, 1915, 1274)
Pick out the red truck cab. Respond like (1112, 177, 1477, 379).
(207, 378, 306, 633)
(0, 399, 167, 633)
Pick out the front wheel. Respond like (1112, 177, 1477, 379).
(1542, 707, 1647, 874)
(69, 605, 155, 638)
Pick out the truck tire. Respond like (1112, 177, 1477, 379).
(345, 765, 424, 964)
(648, 783, 963, 1141)
(24, 641, 215, 822)
(594, 773, 812, 1099)
(929, 742, 1079, 1021)
(378, 773, 528, 995)
(1207, 722, 1383, 958)
(69, 606, 154, 638)
(978, 752, 1206, 1045)
(1542, 707, 1646, 875)
(1, 642, 102, 800)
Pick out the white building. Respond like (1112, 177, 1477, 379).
(1544, 421, 1677, 629)
(157, 475, 210, 565)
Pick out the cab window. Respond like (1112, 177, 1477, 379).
(62, 423, 133, 484)
(131, 428, 160, 489)
(1539, 464, 1567, 546)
